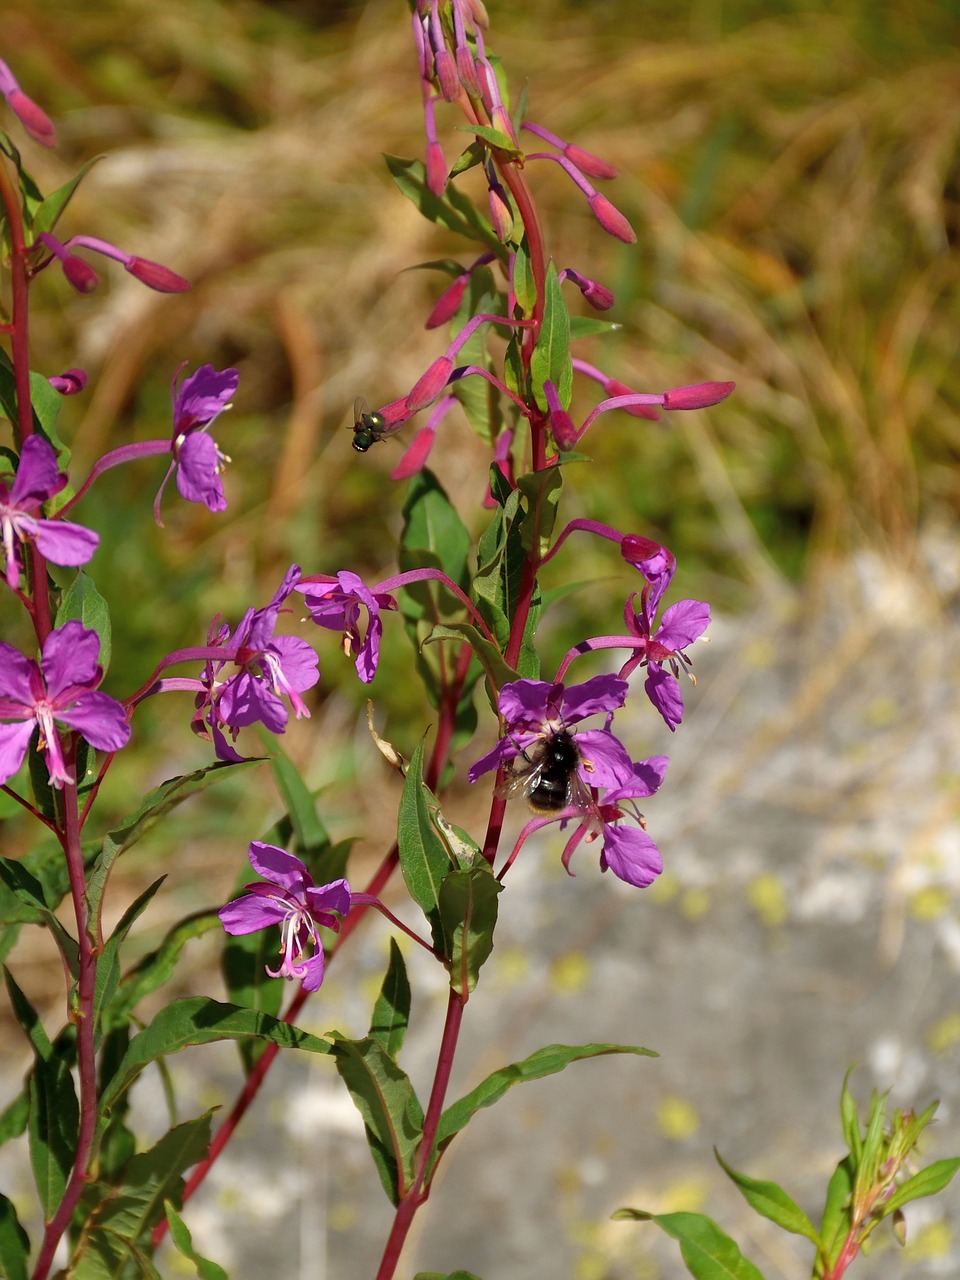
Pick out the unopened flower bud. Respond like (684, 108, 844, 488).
(8, 89, 56, 148)
(391, 426, 437, 480)
(62, 254, 99, 294)
(456, 45, 480, 97)
(488, 182, 514, 242)
(434, 48, 460, 101)
(588, 193, 637, 244)
(125, 256, 191, 293)
(544, 380, 578, 451)
(406, 357, 453, 412)
(892, 1208, 907, 1247)
(426, 274, 469, 329)
(48, 368, 88, 395)
(662, 381, 735, 410)
(563, 267, 614, 311)
(564, 143, 618, 180)
(426, 140, 448, 197)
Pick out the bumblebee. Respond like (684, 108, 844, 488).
(351, 397, 388, 453)
(498, 729, 594, 816)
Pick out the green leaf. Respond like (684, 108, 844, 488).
(385, 154, 501, 251)
(400, 470, 471, 592)
(838, 1066, 861, 1159)
(266, 741, 330, 853)
(884, 1157, 960, 1214)
(569, 316, 622, 339)
(516, 466, 564, 558)
(0, 1193, 30, 1280)
(396, 737, 453, 927)
(94, 877, 166, 1040)
(369, 939, 411, 1058)
(88, 760, 260, 921)
(329, 1034, 424, 1205)
(513, 235, 536, 316)
(28, 371, 69, 461)
(32, 156, 103, 238)
(438, 864, 502, 996)
(97, 998, 332, 1126)
(108, 910, 222, 1029)
(530, 261, 572, 412)
(818, 1156, 855, 1270)
(615, 1210, 766, 1280)
(456, 122, 521, 156)
(436, 1042, 656, 1150)
(163, 1200, 229, 1280)
(55, 572, 112, 670)
(715, 1149, 820, 1244)
(422, 622, 516, 694)
(0, 1090, 28, 1148)
(414, 1273, 483, 1280)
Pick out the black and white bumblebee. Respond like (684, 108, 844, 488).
(350, 397, 388, 453)
(498, 729, 595, 816)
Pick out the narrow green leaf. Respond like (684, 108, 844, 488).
(94, 877, 166, 1039)
(55, 572, 111, 670)
(838, 1066, 861, 1159)
(163, 1201, 228, 1280)
(715, 1149, 820, 1244)
(517, 466, 564, 557)
(369, 939, 411, 1058)
(32, 156, 103, 237)
(615, 1210, 766, 1280)
(396, 737, 453, 924)
(422, 622, 516, 694)
(385, 154, 500, 251)
(88, 760, 260, 919)
(27, 371, 69, 460)
(0, 1090, 28, 1147)
(455, 122, 521, 155)
(530, 261, 572, 412)
(0, 1193, 29, 1280)
(329, 1034, 424, 1206)
(437, 1042, 656, 1149)
(569, 316, 622, 339)
(107, 911, 222, 1029)
(438, 864, 502, 996)
(513, 235, 536, 316)
(266, 742, 330, 853)
(28, 1048, 79, 1218)
(884, 1157, 960, 1214)
(98, 998, 332, 1125)
(818, 1156, 855, 1268)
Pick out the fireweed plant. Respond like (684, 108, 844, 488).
(0, 10, 955, 1280)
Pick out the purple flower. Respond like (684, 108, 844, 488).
(0, 437, 99, 589)
(297, 571, 397, 684)
(469, 675, 635, 793)
(618, 540, 710, 731)
(154, 364, 239, 522)
(562, 757, 669, 888)
(0, 622, 130, 789)
(219, 842, 352, 992)
(195, 566, 320, 761)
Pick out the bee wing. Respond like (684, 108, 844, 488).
(564, 769, 597, 814)
(495, 754, 543, 802)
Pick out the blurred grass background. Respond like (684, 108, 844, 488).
(2, 0, 958, 931)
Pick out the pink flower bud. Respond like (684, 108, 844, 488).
(406, 357, 453, 412)
(125, 256, 191, 293)
(488, 183, 514, 242)
(378, 398, 410, 429)
(8, 89, 56, 148)
(62, 254, 99, 294)
(434, 48, 460, 102)
(588, 193, 636, 244)
(456, 46, 480, 97)
(426, 274, 468, 329)
(662, 381, 735, 410)
(390, 426, 437, 480)
(48, 368, 88, 395)
(426, 141, 448, 197)
(544, 380, 578, 450)
(564, 143, 617, 180)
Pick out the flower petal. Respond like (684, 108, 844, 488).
(56, 691, 131, 752)
(0, 720, 36, 786)
(574, 729, 635, 787)
(41, 622, 101, 699)
(656, 599, 710, 650)
(31, 517, 99, 569)
(560, 674, 629, 722)
(600, 824, 662, 887)
(176, 432, 226, 512)
(644, 664, 684, 732)
(218, 891, 288, 935)
(246, 841, 312, 892)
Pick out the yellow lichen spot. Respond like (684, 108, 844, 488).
(908, 886, 951, 920)
(497, 945, 530, 985)
(927, 1010, 960, 1055)
(649, 873, 678, 904)
(902, 1218, 952, 1261)
(551, 951, 591, 993)
(864, 696, 899, 729)
(659, 1176, 709, 1213)
(681, 887, 710, 919)
(657, 1096, 700, 1141)
(746, 873, 787, 928)
(572, 1250, 607, 1280)
(328, 1202, 359, 1232)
